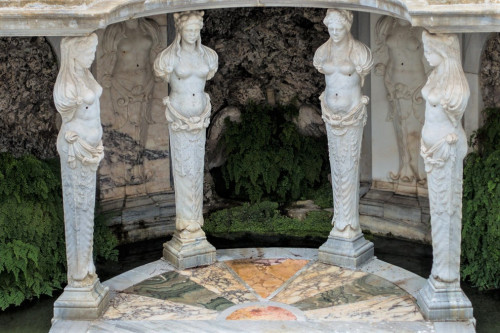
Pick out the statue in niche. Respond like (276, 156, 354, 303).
(54, 34, 104, 287)
(154, 11, 218, 240)
(375, 16, 427, 187)
(313, 9, 373, 239)
(420, 31, 469, 286)
(99, 18, 163, 194)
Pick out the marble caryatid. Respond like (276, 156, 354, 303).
(375, 16, 427, 194)
(154, 10, 218, 269)
(314, 9, 374, 268)
(53, 33, 109, 319)
(416, 31, 473, 320)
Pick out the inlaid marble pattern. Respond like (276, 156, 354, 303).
(178, 262, 257, 304)
(103, 293, 218, 321)
(272, 261, 367, 304)
(225, 258, 309, 298)
(292, 274, 408, 311)
(226, 305, 297, 320)
(304, 295, 424, 322)
(124, 271, 234, 311)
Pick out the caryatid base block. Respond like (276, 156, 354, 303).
(53, 279, 109, 320)
(163, 232, 216, 270)
(417, 276, 473, 321)
(318, 233, 374, 269)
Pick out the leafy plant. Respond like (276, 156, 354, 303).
(461, 108, 500, 290)
(0, 153, 118, 310)
(204, 201, 332, 238)
(218, 102, 329, 203)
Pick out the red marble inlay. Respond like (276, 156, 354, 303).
(226, 305, 297, 320)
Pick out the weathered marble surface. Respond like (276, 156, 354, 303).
(0, 37, 59, 159)
(97, 17, 170, 202)
(51, 248, 475, 333)
(178, 262, 257, 304)
(53, 33, 109, 319)
(226, 259, 309, 298)
(1, 0, 500, 36)
(417, 31, 473, 321)
(374, 16, 427, 195)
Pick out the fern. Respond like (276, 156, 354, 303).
(0, 153, 119, 310)
(218, 102, 329, 203)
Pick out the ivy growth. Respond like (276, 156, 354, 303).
(0, 153, 118, 310)
(218, 102, 329, 203)
(461, 108, 500, 290)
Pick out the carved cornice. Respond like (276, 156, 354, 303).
(0, 0, 498, 36)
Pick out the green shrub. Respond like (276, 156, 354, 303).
(0, 153, 118, 310)
(218, 102, 329, 203)
(204, 201, 332, 238)
(462, 108, 500, 290)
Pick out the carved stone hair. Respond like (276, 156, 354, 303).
(323, 9, 353, 30)
(422, 30, 469, 126)
(174, 10, 204, 31)
(54, 34, 99, 123)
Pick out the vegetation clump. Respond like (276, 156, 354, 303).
(0, 153, 118, 310)
(217, 102, 329, 203)
(462, 107, 500, 290)
(204, 201, 332, 238)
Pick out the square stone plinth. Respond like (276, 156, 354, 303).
(318, 234, 374, 269)
(53, 279, 109, 320)
(163, 234, 216, 270)
(417, 276, 474, 321)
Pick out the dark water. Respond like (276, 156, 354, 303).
(0, 235, 498, 332)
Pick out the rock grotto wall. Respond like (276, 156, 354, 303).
(480, 33, 500, 108)
(0, 37, 59, 159)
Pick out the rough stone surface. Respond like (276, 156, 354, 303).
(203, 7, 327, 114)
(480, 33, 500, 108)
(0, 37, 59, 159)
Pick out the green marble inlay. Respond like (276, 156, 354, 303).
(292, 274, 408, 311)
(124, 271, 234, 311)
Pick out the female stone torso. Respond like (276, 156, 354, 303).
(322, 50, 363, 114)
(168, 50, 211, 117)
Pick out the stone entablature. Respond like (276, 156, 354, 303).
(0, 0, 500, 36)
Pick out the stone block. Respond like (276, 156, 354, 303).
(417, 277, 474, 321)
(53, 280, 109, 320)
(163, 233, 216, 270)
(318, 234, 374, 269)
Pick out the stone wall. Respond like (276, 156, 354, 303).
(0, 37, 59, 159)
(202, 7, 327, 114)
(480, 33, 500, 108)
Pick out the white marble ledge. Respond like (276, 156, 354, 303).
(0, 0, 500, 36)
(86, 319, 436, 333)
(216, 247, 318, 261)
(102, 258, 175, 291)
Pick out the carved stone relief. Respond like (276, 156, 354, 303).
(375, 16, 427, 195)
(96, 17, 170, 202)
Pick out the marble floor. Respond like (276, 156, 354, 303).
(50, 248, 476, 333)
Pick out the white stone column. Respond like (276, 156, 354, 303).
(52, 34, 109, 320)
(314, 9, 374, 269)
(416, 31, 473, 321)
(154, 11, 217, 269)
